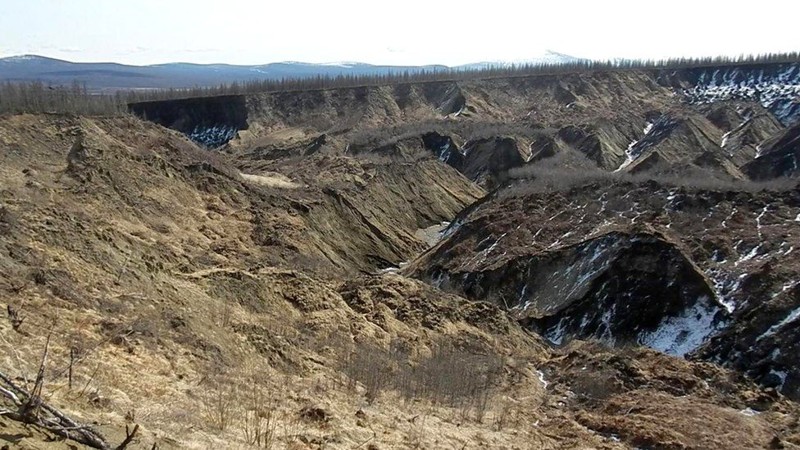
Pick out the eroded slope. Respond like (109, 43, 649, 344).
(408, 178, 800, 398)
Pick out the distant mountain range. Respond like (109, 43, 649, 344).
(0, 51, 586, 92)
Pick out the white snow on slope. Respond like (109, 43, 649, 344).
(721, 131, 731, 148)
(684, 64, 800, 125)
(0, 54, 40, 62)
(189, 124, 238, 147)
(734, 244, 761, 266)
(615, 116, 675, 172)
(544, 317, 569, 345)
(459, 50, 586, 70)
(757, 305, 800, 342)
(638, 296, 725, 357)
(769, 370, 788, 390)
(536, 370, 549, 389)
(756, 206, 769, 239)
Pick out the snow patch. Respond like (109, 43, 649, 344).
(739, 408, 760, 417)
(755, 144, 765, 159)
(432, 271, 450, 289)
(615, 116, 674, 172)
(684, 64, 800, 125)
(757, 305, 800, 342)
(544, 317, 568, 345)
(441, 218, 464, 238)
(734, 244, 761, 266)
(436, 141, 452, 161)
(706, 269, 743, 313)
(720, 132, 730, 148)
(638, 296, 725, 357)
(721, 207, 737, 228)
(189, 124, 238, 147)
(465, 232, 508, 269)
(769, 369, 788, 391)
(536, 370, 549, 389)
(755, 206, 769, 239)
(1, 54, 40, 62)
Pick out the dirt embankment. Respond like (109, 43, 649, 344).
(5, 60, 800, 448)
(132, 65, 799, 188)
(408, 177, 800, 400)
(3, 112, 799, 449)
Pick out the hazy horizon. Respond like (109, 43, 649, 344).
(2, 0, 799, 66)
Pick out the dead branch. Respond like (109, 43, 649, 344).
(115, 423, 140, 450)
(0, 319, 162, 449)
(74, 362, 100, 400)
(20, 333, 50, 418)
(115, 252, 134, 284)
(0, 385, 21, 404)
(0, 348, 111, 450)
(68, 347, 76, 390)
(7, 304, 24, 331)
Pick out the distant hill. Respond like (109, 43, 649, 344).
(457, 50, 588, 70)
(0, 52, 585, 91)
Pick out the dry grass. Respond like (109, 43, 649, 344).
(1, 113, 797, 450)
(338, 340, 504, 422)
(240, 172, 301, 189)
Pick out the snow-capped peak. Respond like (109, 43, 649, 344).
(0, 54, 43, 63)
(457, 50, 586, 70)
(317, 61, 363, 68)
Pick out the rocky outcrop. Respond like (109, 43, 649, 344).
(416, 231, 727, 356)
(457, 137, 528, 187)
(742, 122, 800, 179)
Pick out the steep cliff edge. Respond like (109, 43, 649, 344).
(128, 94, 248, 147)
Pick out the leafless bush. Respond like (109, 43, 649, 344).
(6, 304, 24, 332)
(339, 340, 503, 420)
(505, 150, 798, 196)
(0, 203, 15, 235)
(0, 334, 139, 449)
(491, 397, 523, 431)
(569, 368, 623, 407)
(339, 342, 397, 404)
(395, 344, 503, 421)
(242, 381, 278, 448)
(201, 380, 237, 432)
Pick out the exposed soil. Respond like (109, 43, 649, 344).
(3, 61, 800, 449)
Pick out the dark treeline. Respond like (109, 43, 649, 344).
(2, 52, 799, 116)
(0, 80, 126, 115)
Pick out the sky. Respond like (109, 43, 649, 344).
(2, 0, 799, 66)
